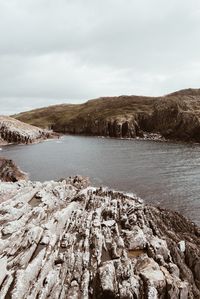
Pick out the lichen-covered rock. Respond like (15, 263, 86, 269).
(59, 175, 90, 189)
(0, 115, 55, 145)
(0, 179, 199, 298)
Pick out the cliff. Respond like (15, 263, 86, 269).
(14, 88, 200, 142)
(0, 157, 27, 182)
(0, 177, 199, 298)
(0, 116, 55, 145)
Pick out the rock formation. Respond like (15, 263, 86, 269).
(0, 157, 27, 182)
(0, 177, 199, 298)
(14, 88, 200, 142)
(0, 115, 55, 145)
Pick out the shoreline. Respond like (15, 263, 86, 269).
(1, 136, 200, 228)
(0, 134, 60, 148)
(54, 132, 200, 146)
(0, 157, 28, 182)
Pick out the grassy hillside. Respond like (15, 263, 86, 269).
(13, 95, 156, 129)
(13, 88, 200, 141)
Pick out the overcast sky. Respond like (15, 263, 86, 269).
(0, 0, 200, 114)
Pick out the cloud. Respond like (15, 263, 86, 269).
(0, 0, 200, 114)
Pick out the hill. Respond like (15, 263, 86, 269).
(14, 88, 200, 142)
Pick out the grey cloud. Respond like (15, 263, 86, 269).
(0, 0, 200, 114)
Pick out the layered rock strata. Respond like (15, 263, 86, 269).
(0, 116, 55, 145)
(0, 178, 199, 298)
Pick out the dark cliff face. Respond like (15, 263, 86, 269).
(14, 88, 200, 142)
(139, 98, 200, 141)
(53, 118, 143, 139)
(0, 178, 199, 298)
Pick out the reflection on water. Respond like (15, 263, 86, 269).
(1, 136, 200, 225)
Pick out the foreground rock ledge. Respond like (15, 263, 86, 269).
(0, 178, 199, 299)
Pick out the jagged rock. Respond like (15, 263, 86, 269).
(0, 178, 199, 298)
(123, 226, 147, 250)
(0, 157, 27, 183)
(178, 241, 186, 253)
(135, 255, 166, 297)
(0, 115, 56, 145)
(59, 175, 90, 189)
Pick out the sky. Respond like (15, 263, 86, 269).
(0, 0, 200, 115)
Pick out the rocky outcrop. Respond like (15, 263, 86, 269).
(0, 178, 199, 298)
(14, 88, 200, 142)
(62, 118, 145, 139)
(0, 157, 27, 182)
(138, 97, 200, 141)
(0, 116, 56, 145)
(65, 119, 164, 141)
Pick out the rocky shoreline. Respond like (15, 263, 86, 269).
(0, 176, 199, 298)
(95, 132, 165, 142)
(0, 116, 57, 146)
(0, 157, 27, 183)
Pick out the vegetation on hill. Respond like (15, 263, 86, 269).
(13, 88, 200, 142)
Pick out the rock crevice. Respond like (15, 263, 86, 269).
(0, 178, 199, 298)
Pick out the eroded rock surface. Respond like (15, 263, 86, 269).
(0, 179, 199, 298)
(0, 116, 55, 145)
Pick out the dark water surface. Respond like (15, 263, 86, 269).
(1, 136, 200, 225)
